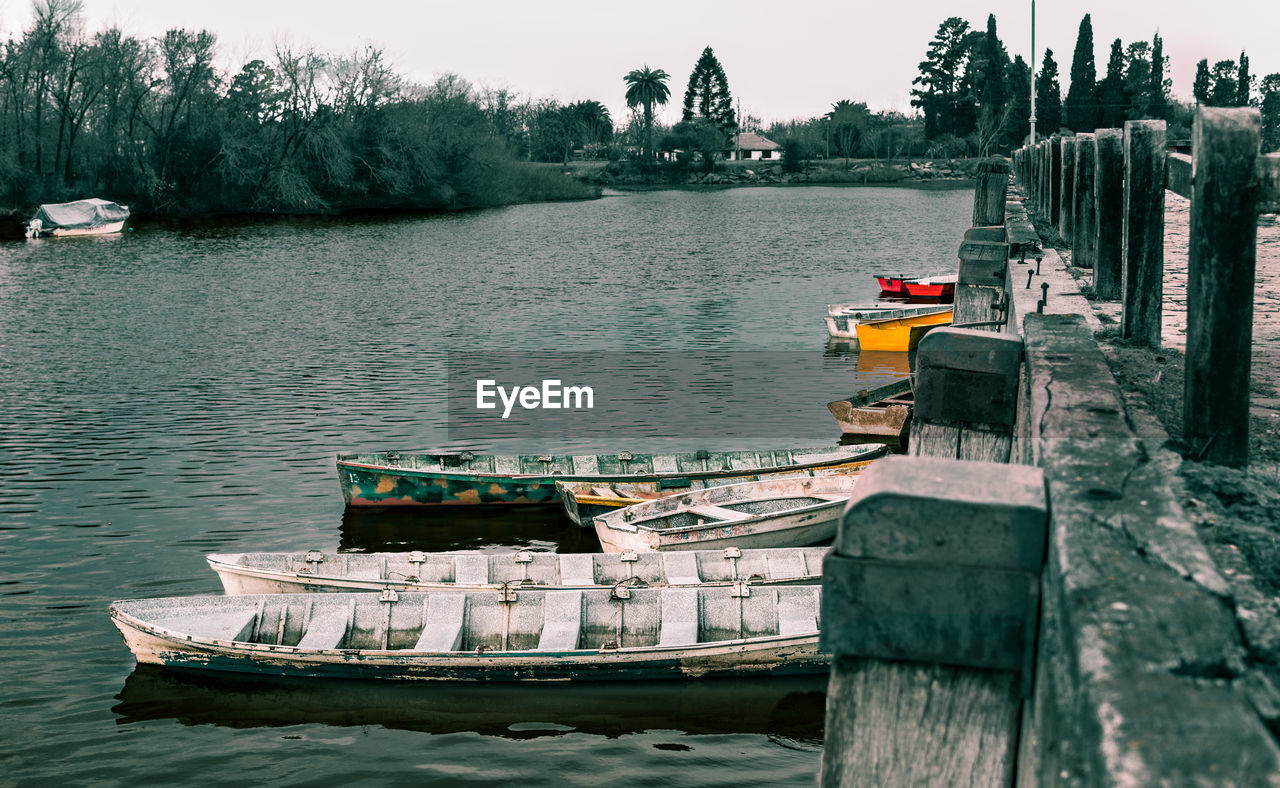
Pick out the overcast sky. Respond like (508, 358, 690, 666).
(2, 1, 1277, 126)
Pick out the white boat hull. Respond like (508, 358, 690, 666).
(596, 506, 841, 553)
(44, 220, 126, 237)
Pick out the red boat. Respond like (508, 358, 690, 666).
(875, 275, 910, 296)
(903, 275, 957, 299)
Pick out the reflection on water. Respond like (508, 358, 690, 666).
(338, 504, 602, 553)
(114, 666, 827, 743)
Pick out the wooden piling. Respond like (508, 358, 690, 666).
(1120, 120, 1167, 347)
(1049, 138, 1063, 229)
(1058, 137, 1076, 243)
(973, 159, 1011, 228)
(1093, 129, 1124, 299)
(1070, 134, 1097, 268)
(1184, 108, 1261, 467)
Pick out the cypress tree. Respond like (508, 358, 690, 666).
(680, 47, 736, 130)
(1261, 74, 1280, 153)
(1149, 33, 1167, 120)
(1035, 48, 1062, 136)
(1193, 59, 1211, 106)
(1236, 51, 1252, 107)
(1097, 38, 1128, 129)
(1065, 13, 1098, 131)
(977, 14, 1009, 113)
(1006, 54, 1032, 146)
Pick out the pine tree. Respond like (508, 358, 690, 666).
(1006, 54, 1032, 146)
(1236, 51, 1252, 107)
(1123, 41, 1152, 120)
(1035, 48, 1062, 136)
(1210, 60, 1238, 107)
(1193, 59, 1211, 106)
(910, 17, 974, 139)
(1065, 14, 1098, 131)
(1261, 73, 1280, 153)
(1097, 39, 1128, 129)
(680, 47, 736, 130)
(1148, 33, 1168, 120)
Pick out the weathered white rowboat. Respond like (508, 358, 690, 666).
(554, 458, 876, 526)
(207, 547, 830, 594)
(593, 474, 860, 554)
(109, 586, 825, 681)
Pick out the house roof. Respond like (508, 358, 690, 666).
(729, 132, 780, 151)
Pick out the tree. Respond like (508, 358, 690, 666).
(1193, 59, 1211, 106)
(911, 17, 975, 139)
(1209, 59, 1238, 107)
(1097, 38, 1128, 129)
(1236, 51, 1252, 107)
(569, 100, 612, 153)
(1261, 73, 1280, 153)
(1065, 13, 1098, 131)
(1123, 41, 1152, 120)
(1005, 54, 1031, 146)
(680, 47, 735, 130)
(974, 14, 1008, 115)
(827, 99, 869, 166)
(623, 65, 670, 160)
(1035, 48, 1062, 136)
(1149, 33, 1168, 120)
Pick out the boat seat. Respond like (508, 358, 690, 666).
(296, 607, 348, 650)
(658, 589, 699, 647)
(660, 552, 701, 585)
(778, 590, 819, 637)
(685, 504, 752, 523)
(766, 551, 807, 580)
(558, 554, 595, 586)
(812, 493, 850, 502)
(200, 609, 259, 642)
(454, 554, 489, 586)
(572, 455, 600, 474)
(536, 591, 582, 651)
(652, 455, 679, 473)
(415, 594, 466, 651)
(590, 486, 623, 498)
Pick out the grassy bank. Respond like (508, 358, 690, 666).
(550, 157, 982, 189)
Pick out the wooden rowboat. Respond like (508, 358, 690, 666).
(824, 303, 954, 345)
(875, 275, 910, 295)
(902, 274, 957, 298)
(853, 308, 953, 351)
(554, 458, 876, 526)
(827, 390, 913, 438)
(207, 547, 830, 594)
(109, 586, 826, 681)
(336, 445, 886, 508)
(593, 475, 860, 554)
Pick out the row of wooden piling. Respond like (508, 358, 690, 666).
(1013, 108, 1279, 467)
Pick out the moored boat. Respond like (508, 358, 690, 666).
(207, 546, 831, 594)
(853, 308, 953, 351)
(827, 390, 913, 438)
(902, 274, 957, 298)
(593, 474, 860, 554)
(824, 303, 954, 345)
(875, 275, 910, 296)
(336, 445, 886, 508)
(25, 198, 129, 238)
(109, 586, 826, 681)
(555, 456, 876, 526)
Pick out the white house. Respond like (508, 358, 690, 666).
(724, 132, 781, 161)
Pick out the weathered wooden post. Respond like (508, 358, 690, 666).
(1093, 129, 1125, 299)
(1184, 108, 1261, 467)
(954, 239, 1011, 331)
(1049, 137, 1063, 227)
(1120, 120, 1167, 346)
(973, 158, 1011, 228)
(821, 456, 1048, 787)
(1071, 134, 1097, 268)
(1058, 136, 1077, 243)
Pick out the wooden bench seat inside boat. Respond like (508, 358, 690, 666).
(660, 552, 702, 585)
(536, 591, 583, 651)
(685, 504, 752, 523)
(200, 609, 259, 642)
(658, 588, 699, 646)
(557, 554, 595, 586)
(778, 590, 818, 636)
(415, 594, 466, 651)
(453, 555, 489, 586)
(296, 606, 349, 650)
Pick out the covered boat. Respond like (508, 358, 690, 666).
(593, 474, 860, 554)
(207, 547, 830, 593)
(109, 585, 826, 681)
(554, 457, 876, 526)
(336, 445, 886, 508)
(824, 303, 954, 345)
(25, 198, 129, 238)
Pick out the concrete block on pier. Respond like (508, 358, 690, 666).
(821, 456, 1047, 675)
(913, 328, 1024, 428)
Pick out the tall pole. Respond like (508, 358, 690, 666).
(1029, 0, 1037, 145)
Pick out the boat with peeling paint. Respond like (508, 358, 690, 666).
(336, 445, 886, 508)
(593, 474, 860, 554)
(109, 585, 826, 681)
(207, 547, 830, 594)
(555, 458, 876, 527)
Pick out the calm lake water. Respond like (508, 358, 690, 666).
(0, 185, 974, 786)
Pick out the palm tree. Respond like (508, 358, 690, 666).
(570, 100, 613, 152)
(624, 65, 671, 160)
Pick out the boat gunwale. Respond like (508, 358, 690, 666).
(596, 495, 849, 535)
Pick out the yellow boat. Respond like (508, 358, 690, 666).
(853, 309, 954, 351)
